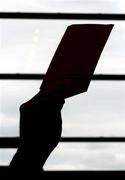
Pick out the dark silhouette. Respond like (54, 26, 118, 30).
(9, 89, 64, 179)
(41, 24, 114, 98)
(9, 24, 113, 179)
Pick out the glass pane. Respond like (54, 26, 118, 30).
(1, 143, 125, 171)
(0, 80, 124, 137)
(62, 81, 125, 137)
(0, 0, 125, 13)
(44, 143, 125, 170)
(0, 149, 16, 166)
(0, 20, 125, 74)
(0, 80, 42, 136)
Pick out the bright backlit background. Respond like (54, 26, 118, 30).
(0, 0, 125, 170)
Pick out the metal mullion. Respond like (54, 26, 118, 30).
(0, 12, 125, 20)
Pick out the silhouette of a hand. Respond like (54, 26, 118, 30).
(9, 90, 65, 177)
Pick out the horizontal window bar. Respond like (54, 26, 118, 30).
(61, 137, 125, 142)
(0, 12, 125, 20)
(0, 73, 45, 80)
(0, 74, 125, 80)
(0, 168, 124, 177)
(0, 137, 125, 148)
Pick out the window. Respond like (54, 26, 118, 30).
(0, 0, 125, 171)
